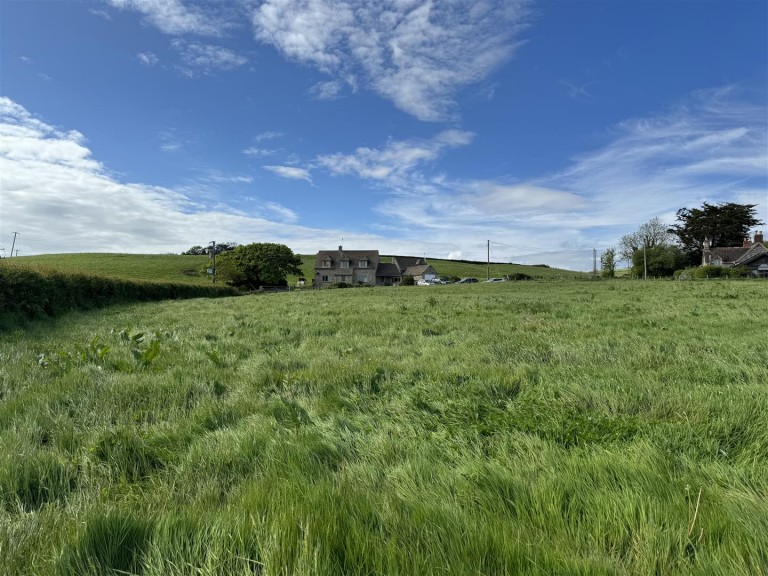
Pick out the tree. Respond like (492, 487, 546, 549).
(600, 248, 616, 278)
(182, 242, 238, 256)
(215, 243, 303, 290)
(669, 202, 763, 265)
(618, 217, 674, 264)
(630, 244, 687, 278)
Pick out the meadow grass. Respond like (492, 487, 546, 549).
(0, 280, 766, 574)
(3, 254, 212, 285)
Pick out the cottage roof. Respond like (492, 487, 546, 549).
(391, 255, 426, 273)
(403, 264, 434, 276)
(734, 242, 768, 266)
(376, 263, 401, 277)
(314, 249, 379, 269)
(708, 246, 749, 264)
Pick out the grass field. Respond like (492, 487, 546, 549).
(1, 280, 766, 574)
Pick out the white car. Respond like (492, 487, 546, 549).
(485, 277, 505, 283)
(417, 279, 431, 286)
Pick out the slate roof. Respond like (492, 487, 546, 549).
(375, 263, 401, 277)
(391, 256, 427, 273)
(403, 264, 435, 277)
(314, 249, 379, 270)
(707, 242, 768, 266)
(734, 242, 768, 266)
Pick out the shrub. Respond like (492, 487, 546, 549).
(0, 267, 236, 323)
(401, 275, 415, 286)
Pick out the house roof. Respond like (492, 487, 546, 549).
(314, 249, 379, 269)
(708, 246, 749, 264)
(391, 255, 426, 273)
(403, 264, 434, 276)
(376, 263, 401, 277)
(734, 242, 768, 266)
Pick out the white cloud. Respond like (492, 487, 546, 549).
(171, 40, 247, 75)
(253, 131, 283, 142)
(309, 80, 344, 100)
(107, 0, 226, 36)
(137, 52, 159, 66)
(317, 130, 474, 184)
(250, 0, 531, 120)
(264, 165, 313, 183)
(0, 97, 407, 256)
(243, 147, 277, 157)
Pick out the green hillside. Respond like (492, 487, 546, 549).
(5, 252, 585, 286)
(2, 253, 211, 285)
(296, 254, 585, 283)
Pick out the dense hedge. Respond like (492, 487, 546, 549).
(675, 265, 752, 280)
(0, 266, 237, 322)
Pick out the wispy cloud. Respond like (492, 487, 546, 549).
(243, 147, 277, 158)
(0, 96, 393, 255)
(107, 0, 227, 36)
(317, 130, 474, 184)
(19, 56, 33, 65)
(251, 1, 531, 121)
(309, 80, 344, 100)
(253, 131, 283, 142)
(89, 8, 112, 21)
(264, 165, 313, 183)
(137, 52, 159, 66)
(171, 40, 247, 75)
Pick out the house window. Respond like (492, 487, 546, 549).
(322, 275, 332, 282)
(354, 273, 368, 283)
(323, 260, 331, 268)
(358, 260, 368, 268)
(340, 260, 350, 269)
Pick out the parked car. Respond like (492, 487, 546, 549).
(456, 277, 478, 284)
(417, 279, 431, 286)
(485, 277, 505, 283)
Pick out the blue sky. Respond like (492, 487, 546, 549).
(1, 0, 766, 269)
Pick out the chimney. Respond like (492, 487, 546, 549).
(755, 231, 764, 244)
(338, 245, 343, 251)
(743, 236, 752, 248)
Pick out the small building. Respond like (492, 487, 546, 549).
(313, 248, 438, 287)
(314, 247, 380, 287)
(702, 231, 768, 276)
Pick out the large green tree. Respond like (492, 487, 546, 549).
(631, 244, 687, 278)
(215, 243, 303, 290)
(618, 217, 674, 264)
(669, 202, 763, 265)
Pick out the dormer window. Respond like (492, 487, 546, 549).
(340, 260, 350, 269)
(358, 260, 368, 268)
(322, 260, 332, 268)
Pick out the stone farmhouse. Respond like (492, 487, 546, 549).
(313, 247, 438, 287)
(702, 231, 768, 277)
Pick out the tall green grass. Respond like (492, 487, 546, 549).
(0, 280, 766, 574)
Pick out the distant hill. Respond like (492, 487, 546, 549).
(3, 252, 585, 286)
(1, 253, 211, 285)
(296, 254, 584, 282)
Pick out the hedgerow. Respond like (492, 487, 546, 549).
(0, 266, 236, 322)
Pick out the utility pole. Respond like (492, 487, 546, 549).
(487, 240, 490, 281)
(592, 248, 598, 277)
(10, 232, 19, 258)
(643, 243, 647, 280)
(209, 241, 216, 283)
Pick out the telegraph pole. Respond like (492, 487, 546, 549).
(209, 241, 216, 283)
(10, 232, 19, 258)
(487, 240, 490, 280)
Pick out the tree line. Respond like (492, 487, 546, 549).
(602, 202, 762, 278)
